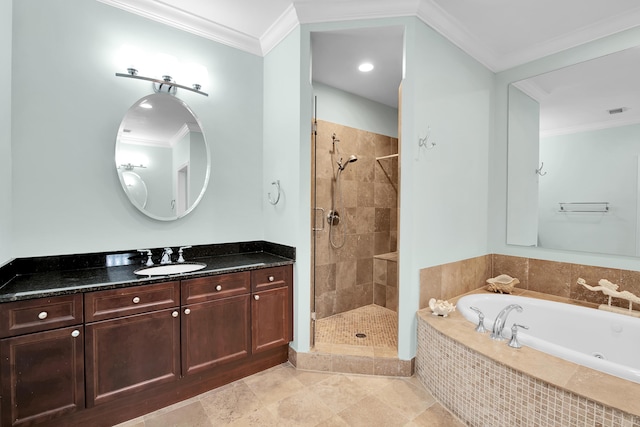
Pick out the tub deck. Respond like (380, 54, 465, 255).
(417, 288, 640, 421)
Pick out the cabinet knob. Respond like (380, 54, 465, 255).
(268, 276, 275, 282)
(71, 330, 80, 338)
(216, 285, 222, 291)
(38, 311, 48, 320)
(184, 308, 191, 315)
(132, 296, 141, 304)
(172, 311, 179, 318)
(254, 295, 260, 301)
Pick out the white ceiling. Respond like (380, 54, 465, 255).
(515, 46, 640, 137)
(100, 0, 640, 123)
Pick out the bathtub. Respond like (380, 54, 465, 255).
(457, 293, 640, 384)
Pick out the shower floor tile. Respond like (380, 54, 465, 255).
(315, 304, 398, 350)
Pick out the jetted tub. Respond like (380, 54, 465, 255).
(457, 293, 640, 384)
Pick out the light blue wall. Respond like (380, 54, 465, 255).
(262, 27, 312, 351)
(0, 1, 11, 265)
(398, 17, 493, 359)
(492, 26, 640, 270)
(538, 124, 640, 256)
(313, 82, 398, 138)
(9, 0, 264, 257)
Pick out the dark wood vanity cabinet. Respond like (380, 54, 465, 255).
(0, 263, 293, 426)
(251, 267, 293, 353)
(84, 282, 181, 407)
(181, 272, 252, 375)
(0, 295, 84, 427)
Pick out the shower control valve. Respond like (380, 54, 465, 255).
(327, 210, 340, 226)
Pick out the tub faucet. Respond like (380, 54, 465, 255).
(160, 247, 173, 264)
(490, 304, 523, 340)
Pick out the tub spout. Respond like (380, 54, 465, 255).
(490, 304, 523, 340)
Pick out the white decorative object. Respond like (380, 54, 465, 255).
(577, 278, 640, 318)
(486, 274, 520, 294)
(429, 298, 456, 317)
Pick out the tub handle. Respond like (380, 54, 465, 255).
(469, 306, 487, 333)
(508, 324, 529, 349)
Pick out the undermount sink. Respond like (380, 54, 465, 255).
(134, 262, 206, 276)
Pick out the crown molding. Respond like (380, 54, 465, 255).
(541, 117, 640, 138)
(415, 0, 500, 71)
(294, 0, 418, 24)
(99, 0, 640, 71)
(97, 0, 263, 56)
(260, 5, 300, 56)
(493, 7, 640, 72)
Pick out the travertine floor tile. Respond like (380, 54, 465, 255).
(227, 407, 279, 427)
(338, 395, 409, 427)
(309, 375, 370, 412)
(243, 364, 306, 405)
(113, 364, 461, 427)
(144, 401, 212, 427)
(199, 380, 262, 425)
(408, 403, 466, 427)
(373, 379, 436, 420)
(266, 389, 334, 426)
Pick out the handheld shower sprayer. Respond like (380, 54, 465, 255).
(337, 155, 358, 171)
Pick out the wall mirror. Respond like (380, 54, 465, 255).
(115, 93, 210, 221)
(507, 46, 640, 256)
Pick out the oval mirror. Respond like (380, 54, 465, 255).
(115, 93, 210, 220)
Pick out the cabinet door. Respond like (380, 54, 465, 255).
(1, 326, 84, 427)
(182, 294, 250, 376)
(251, 286, 292, 354)
(85, 308, 180, 407)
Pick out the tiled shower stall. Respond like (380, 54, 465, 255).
(311, 119, 399, 349)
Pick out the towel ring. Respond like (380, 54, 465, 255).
(268, 180, 281, 205)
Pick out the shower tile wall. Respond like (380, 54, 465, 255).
(314, 120, 399, 319)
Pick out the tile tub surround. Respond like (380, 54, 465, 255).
(313, 119, 399, 319)
(0, 241, 295, 302)
(416, 291, 640, 426)
(419, 253, 640, 311)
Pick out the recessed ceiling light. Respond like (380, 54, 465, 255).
(358, 62, 374, 72)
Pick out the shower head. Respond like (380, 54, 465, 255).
(337, 155, 358, 171)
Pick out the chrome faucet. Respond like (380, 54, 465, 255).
(160, 247, 173, 264)
(177, 246, 192, 263)
(490, 304, 523, 340)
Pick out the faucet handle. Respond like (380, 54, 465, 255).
(137, 249, 154, 266)
(508, 324, 529, 349)
(177, 246, 192, 263)
(469, 306, 487, 333)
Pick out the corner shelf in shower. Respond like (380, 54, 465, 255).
(374, 252, 398, 262)
(376, 153, 399, 161)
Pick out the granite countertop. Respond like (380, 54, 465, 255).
(0, 241, 295, 303)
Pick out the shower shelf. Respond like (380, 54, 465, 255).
(376, 153, 398, 161)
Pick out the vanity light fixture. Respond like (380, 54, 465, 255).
(116, 67, 209, 97)
(118, 163, 147, 171)
(358, 62, 374, 72)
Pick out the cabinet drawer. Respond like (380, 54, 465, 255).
(0, 294, 83, 338)
(182, 272, 250, 305)
(251, 265, 292, 292)
(85, 281, 180, 322)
